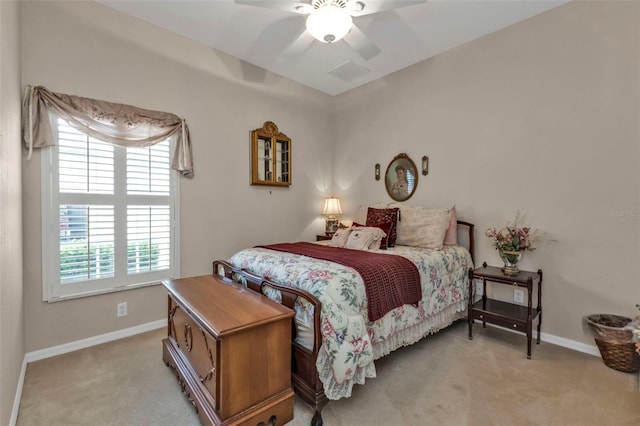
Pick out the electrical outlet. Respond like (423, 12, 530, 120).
(513, 289, 524, 304)
(117, 302, 127, 317)
(475, 279, 483, 296)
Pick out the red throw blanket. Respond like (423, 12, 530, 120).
(256, 242, 421, 322)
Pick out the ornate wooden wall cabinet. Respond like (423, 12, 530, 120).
(251, 121, 291, 186)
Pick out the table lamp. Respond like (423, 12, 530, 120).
(322, 196, 343, 236)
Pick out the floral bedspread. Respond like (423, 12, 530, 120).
(228, 244, 473, 400)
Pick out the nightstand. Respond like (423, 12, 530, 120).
(316, 235, 331, 241)
(468, 262, 543, 358)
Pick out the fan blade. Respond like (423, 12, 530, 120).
(246, 15, 308, 60)
(284, 30, 316, 56)
(342, 24, 380, 60)
(234, 0, 313, 14)
(347, 0, 427, 17)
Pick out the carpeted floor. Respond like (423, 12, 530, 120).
(16, 321, 639, 426)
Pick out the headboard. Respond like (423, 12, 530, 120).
(456, 220, 475, 263)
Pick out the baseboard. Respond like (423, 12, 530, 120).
(24, 319, 166, 363)
(20, 317, 601, 363)
(9, 357, 27, 426)
(539, 331, 600, 356)
(482, 323, 600, 357)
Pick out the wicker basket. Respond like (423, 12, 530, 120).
(586, 314, 640, 373)
(594, 338, 640, 373)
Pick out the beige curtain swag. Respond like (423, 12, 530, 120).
(22, 85, 194, 177)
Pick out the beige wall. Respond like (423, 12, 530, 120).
(333, 0, 640, 345)
(20, 1, 334, 352)
(19, 0, 640, 357)
(1, 0, 24, 423)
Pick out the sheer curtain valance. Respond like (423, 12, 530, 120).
(22, 85, 194, 177)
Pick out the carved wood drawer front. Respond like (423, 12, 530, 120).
(169, 301, 218, 406)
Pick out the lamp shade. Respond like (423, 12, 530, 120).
(322, 197, 343, 216)
(306, 4, 352, 44)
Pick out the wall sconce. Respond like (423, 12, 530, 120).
(422, 156, 429, 175)
(375, 163, 380, 181)
(322, 196, 343, 236)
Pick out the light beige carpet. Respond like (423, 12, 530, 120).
(17, 321, 639, 426)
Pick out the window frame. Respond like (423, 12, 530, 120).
(41, 116, 180, 302)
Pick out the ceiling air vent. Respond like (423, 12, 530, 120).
(328, 61, 370, 82)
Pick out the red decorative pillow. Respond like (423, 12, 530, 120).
(366, 207, 400, 247)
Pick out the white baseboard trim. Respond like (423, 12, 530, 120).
(20, 317, 602, 364)
(9, 357, 27, 426)
(24, 319, 166, 363)
(481, 323, 600, 357)
(540, 331, 600, 356)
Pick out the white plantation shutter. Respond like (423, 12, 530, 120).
(59, 205, 115, 284)
(126, 142, 172, 276)
(127, 142, 171, 195)
(127, 206, 171, 274)
(58, 124, 114, 194)
(42, 117, 179, 301)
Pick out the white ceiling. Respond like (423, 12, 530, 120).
(97, 0, 567, 96)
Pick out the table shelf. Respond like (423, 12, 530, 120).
(468, 262, 543, 358)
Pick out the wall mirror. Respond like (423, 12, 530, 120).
(385, 153, 418, 202)
(250, 121, 291, 187)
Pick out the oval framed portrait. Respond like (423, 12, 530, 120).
(385, 153, 418, 202)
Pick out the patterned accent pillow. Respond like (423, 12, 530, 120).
(352, 224, 388, 250)
(328, 228, 351, 248)
(395, 207, 451, 249)
(345, 228, 379, 250)
(356, 221, 392, 249)
(366, 207, 400, 247)
(443, 206, 458, 245)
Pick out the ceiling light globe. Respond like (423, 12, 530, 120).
(306, 5, 353, 44)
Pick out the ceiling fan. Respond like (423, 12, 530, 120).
(234, 0, 428, 60)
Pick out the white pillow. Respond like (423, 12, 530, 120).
(354, 225, 386, 240)
(346, 227, 382, 250)
(328, 228, 351, 248)
(352, 225, 387, 250)
(395, 207, 451, 249)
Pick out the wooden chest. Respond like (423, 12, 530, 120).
(162, 275, 295, 425)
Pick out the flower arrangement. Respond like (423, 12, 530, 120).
(485, 211, 549, 252)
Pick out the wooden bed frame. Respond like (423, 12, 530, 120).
(212, 221, 474, 426)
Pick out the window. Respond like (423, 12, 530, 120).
(42, 117, 179, 301)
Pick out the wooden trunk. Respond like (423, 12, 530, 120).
(162, 275, 295, 425)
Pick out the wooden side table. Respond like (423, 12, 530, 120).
(468, 262, 543, 358)
(316, 234, 331, 241)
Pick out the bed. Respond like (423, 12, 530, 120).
(213, 205, 474, 426)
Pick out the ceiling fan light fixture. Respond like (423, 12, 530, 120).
(306, 4, 353, 44)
